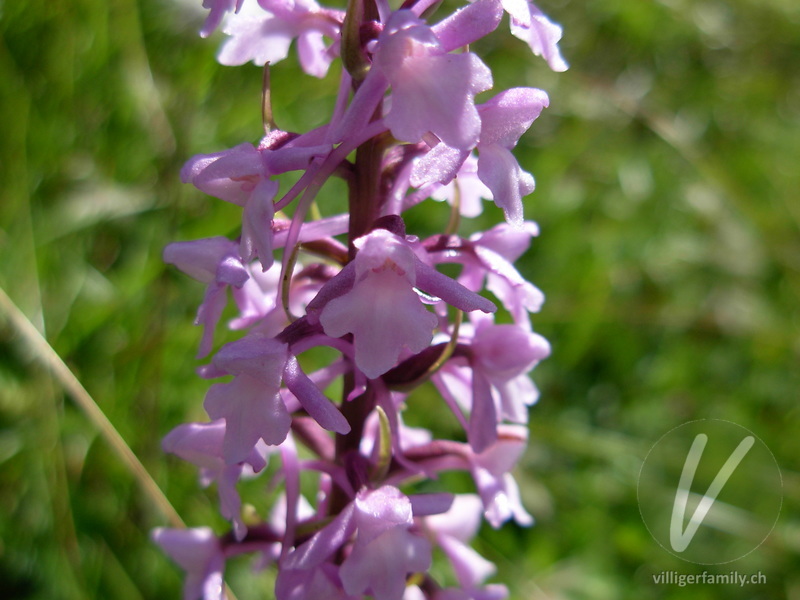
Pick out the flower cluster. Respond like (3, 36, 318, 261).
(154, 0, 564, 597)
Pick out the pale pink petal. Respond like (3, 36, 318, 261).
(494, 374, 539, 423)
(340, 526, 431, 600)
(410, 143, 469, 188)
(414, 260, 497, 314)
(383, 52, 492, 150)
(430, 154, 491, 218)
(470, 221, 539, 263)
(509, 2, 568, 72)
(152, 527, 225, 600)
(218, 6, 295, 66)
(426, 494, 484, 542)
(340, 487, 432, 600)
(320, 268, 438, 379)
(472, 322, 550, 381)
(432, 0, 503, 52)
(195, 284, 229, 358)
(163, 237, 246, 285)
(204, 374, 291, 463)
(182, 143, 263, 206)
(276, 564, 350, 600)
(478, 88, 549, 148)
(298, 30, 333, 78)
(476, 144, 533, 227)
(438, 534, 496, 589)
(212, 333, 288, 385)
(201, 0, 244, 37)
(241, 178, 278, 268)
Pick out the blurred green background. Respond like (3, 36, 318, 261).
(1, 0, 799, 598)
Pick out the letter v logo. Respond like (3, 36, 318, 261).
(669, 433, 755, 552)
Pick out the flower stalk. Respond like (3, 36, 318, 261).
(154, 0, 566, 597)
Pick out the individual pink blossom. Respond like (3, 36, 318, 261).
(319, 229, 437, 378)
(425, 495, 496, 589)
(181, 143, 278, 269)
(432, 221, 543, 328)
(430, 154, 492, 218)
(373, 11, 493, 150)
(339, 486, 432, 600)
(412, 88, 549, 226)
(163, 236, 249, 358)
(319, 229, 438, 379)
(152, 527, 225, 600)
(502, 0, 568, 72)
(162, 420, 270, 539)
(475, 87, 549, 225)
(218, 0, 342, 77)
(470, 313, 550, 423)
(312, 228, 496, 378)
(470, 425, 533, 527)
(204, 334, 292, 463)
(200, 0, 244, 38)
